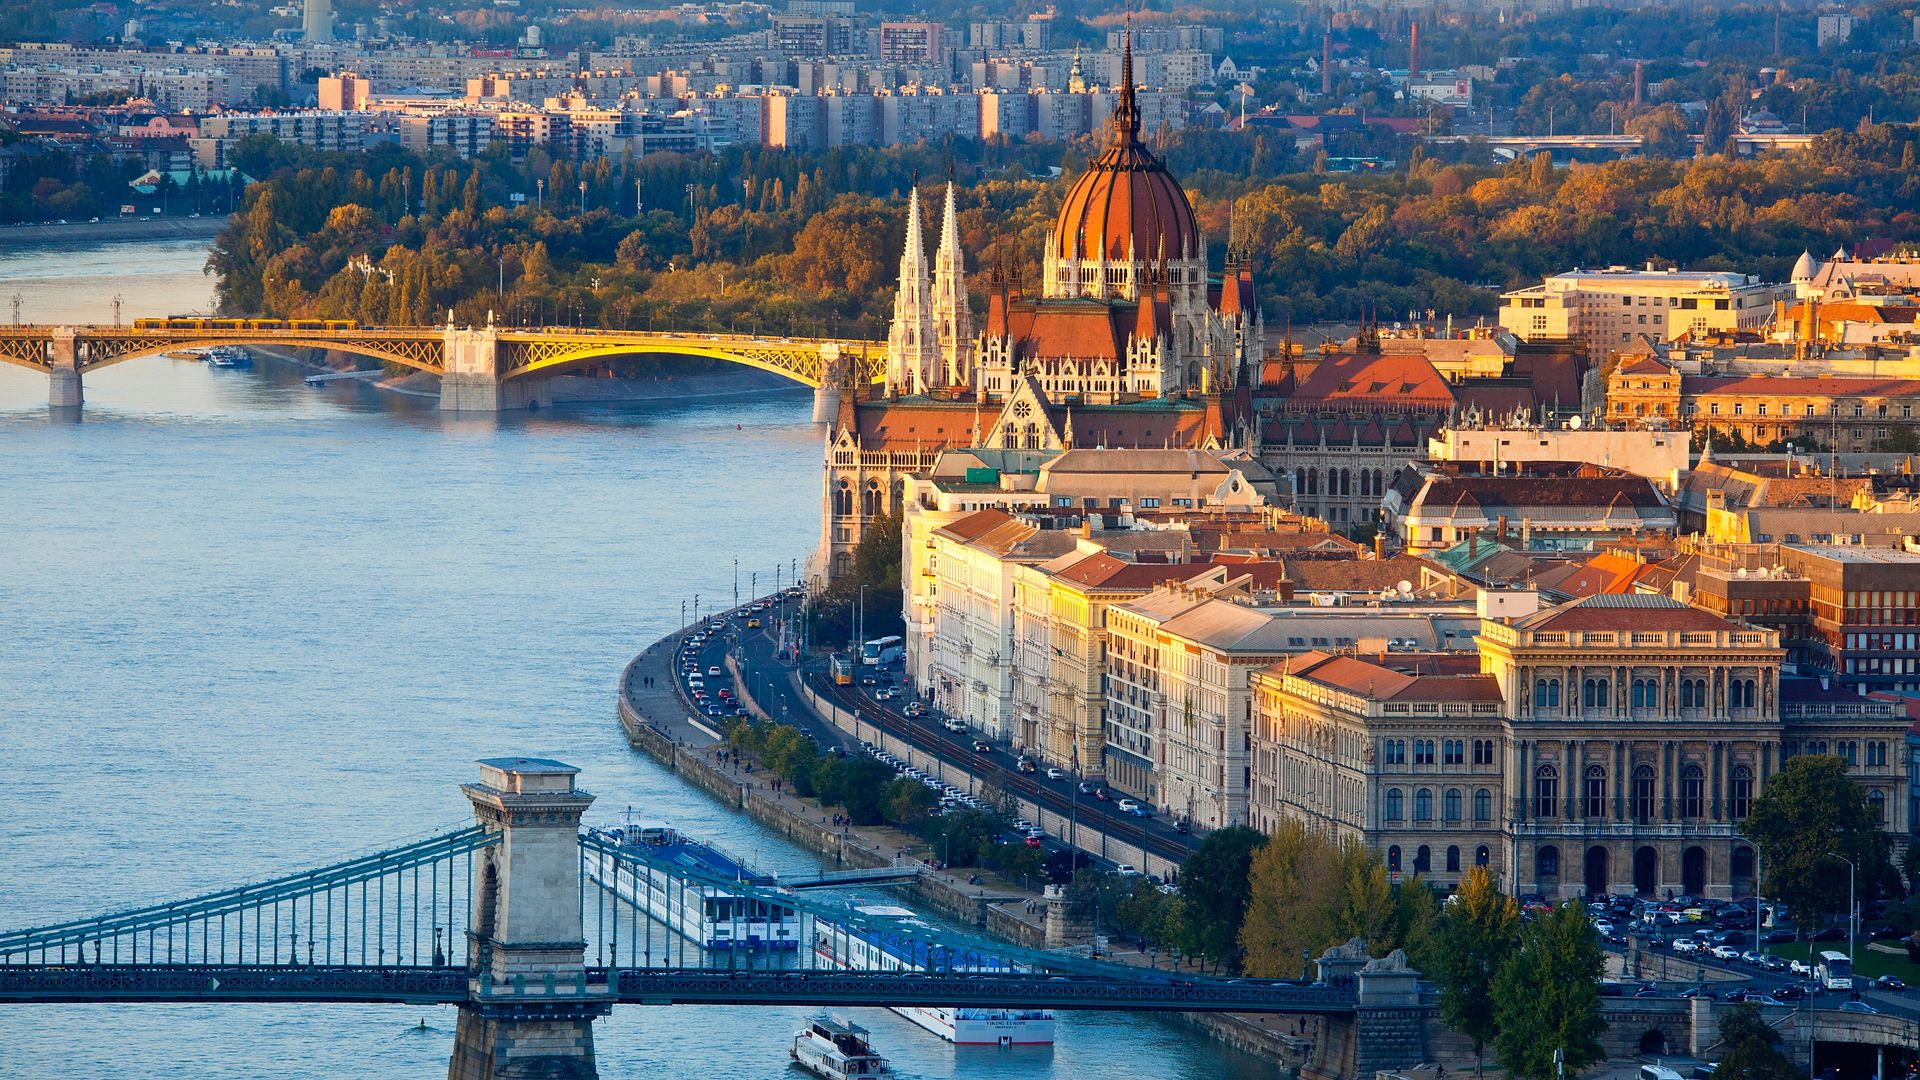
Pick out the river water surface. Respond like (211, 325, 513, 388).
(0, 239, 1267, 1078)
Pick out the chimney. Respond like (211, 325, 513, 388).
(1497, 514, 1510, 542)
(1373, 533, 1385, 560)
(1632, 60, 1644, 108)
(1322, 30, 1333, 96)
(1409, 21, 1420, 78)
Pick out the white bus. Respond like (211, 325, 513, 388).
(860, 635, 904, 666)
(1813, 950, 1854, 991)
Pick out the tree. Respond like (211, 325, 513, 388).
(1239, 820, 1342, 977)
(1714, 1003, 1798, 1080)
(1429, 866, 1522, 1073)
(1742, 755, 1893, 928)
(1176, 826, 1267, 973)
(1491, 900, 1606, 1080)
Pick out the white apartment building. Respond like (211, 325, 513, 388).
(192, 110, 366, 166)
(1500, 265, 1789, 361)
(1426, 425, 1691, 490)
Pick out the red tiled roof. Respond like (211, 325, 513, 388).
(1680, 374, 1920, 397)
(1615, 355, 1672, 376)
(933, 508, 1015, 543)
(1004, 299, 1129, 361)
(1515, 594, 1740, 633)
(1289, 352, 1454, 408)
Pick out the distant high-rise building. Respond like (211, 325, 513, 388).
(304, 0, 334, 43)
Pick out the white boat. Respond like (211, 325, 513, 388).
(204, 346, 252, 368)
(791, 1017, 888, 1078)
(814, 904, 1055, 1046)
(585, 825, 801, 950)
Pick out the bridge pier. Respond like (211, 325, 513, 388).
(48, 329, 82, 409)
(449, 757, 608, 1080)
(441, 328, 548, 413)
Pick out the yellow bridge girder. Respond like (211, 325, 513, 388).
(0, 326, 888, 387)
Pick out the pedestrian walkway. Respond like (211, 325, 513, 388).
(622, 632, 724, 747)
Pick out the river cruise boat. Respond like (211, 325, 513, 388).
(585, 824, 800, 950)
(204, 346, 252, 368)
(814, 903, 1055, 1046)
(791, 1017, 888, 1078)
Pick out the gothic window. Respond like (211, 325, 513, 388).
(1680, 764, 1705, 818)
(1533, 764, 1559, 817)
(1534, 678, 1560, 709)
(1415, 788, 1433, 821)
(1583, 764, 1608, 818)
(861, 479, 881, 518)
(833, 479, 853, 517)
(1729, 764, 1753, 819)
(1473, 788, 1492, 821)
(1444, 788, 1462, 822)
(1633, 764, 1656, 822)
(1385, 788, 1404, 821)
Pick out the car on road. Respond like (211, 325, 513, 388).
(1045, 767, 1064, 780)
(1114, 864, 1141, 878)
(1094, 788, 1114, 802)
(1787, 959, 1812, 977)
(1709, 945, 1740, 961)
(971, 740, 992, 753)
(1761, 929, 1797, 945)
(1839, 1000, 1878, 1014)
(1875, 975, 1906, 992)
(1640, 1065, 1685, 1080)
(1172, 819, 1191, 834)
(1768, 984, 1805, 1002)
(1761, 956, 1789, 973)
(1078, 780, 1100, 794)
(1671, 938, 1703, 955)
(903, 703, 927, 717)
(1016, 757, 1037, 774)
(942, 718, 965, 732)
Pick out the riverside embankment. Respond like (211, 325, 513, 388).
(614, 626, 1318, 1073)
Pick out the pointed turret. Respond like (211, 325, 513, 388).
(1135, 262, 1163, 343)
(885, 182, 938, 396)
(931, 179, 973, 390)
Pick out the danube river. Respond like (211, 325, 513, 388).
(0, 237, 1269, 1078)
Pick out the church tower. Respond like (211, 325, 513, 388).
(886, 185, 938, 396)
(930, 180, 973, 390)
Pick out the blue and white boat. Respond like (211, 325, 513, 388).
(204, 346, 253, 368)
(585, 824, 801, 950)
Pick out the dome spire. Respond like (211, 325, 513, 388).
(1112, 4, 1140, 144)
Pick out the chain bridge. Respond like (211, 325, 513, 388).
(0, 757, 1366, 1080)
(0, 321, 885, 417)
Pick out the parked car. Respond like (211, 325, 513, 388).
(1114, 864, 1142, 878)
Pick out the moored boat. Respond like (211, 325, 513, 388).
(791, 1017, 888, 1078)
(584, 823, 801, 950)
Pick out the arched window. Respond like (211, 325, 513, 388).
(1583, 763, 1608, 818)
(1385, 788, 1404, 821)
(1534, 764, 1559, 817)
(1534, 678, 1560, 709)
(1536, 845, 1560, 878)
(1631, 678, 1657, 709)
(833, 479, 853, 517)
(1868, 789, 1886, 823)
(1446, 845, 1461, 873)
(1444, 788, 1463, 822)
(1680, 763, 1705, 818)
(1731, 678, 1756, 710)
(861, 479, 881, 518)
(1388, 845, 1402, 873)
(1473, 788, 1492, 821)
(1680, 678, 1707, 710)
(1415, 788, 1434, 822)
(1728, 764, 1753, 819)
(1633, 764, 1656, 822)
(1475, 845, 1491, 867)
(1582, 677, 1610, 709)
(1414, 845, 1431, 873)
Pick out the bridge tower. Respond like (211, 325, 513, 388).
(810, 342, 842, 424)
(449, 757, 609, 1080)
(48, 328, 82, 410)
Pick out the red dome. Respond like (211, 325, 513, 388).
(1052, 58, 1198, 265)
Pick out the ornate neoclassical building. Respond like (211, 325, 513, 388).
(818, 38, 1265, 579)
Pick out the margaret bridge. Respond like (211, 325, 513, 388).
(0, 758, 1398, 1080)
(0, 320, 887, 417)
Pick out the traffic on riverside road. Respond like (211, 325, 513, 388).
(668, 600, 1201, 875)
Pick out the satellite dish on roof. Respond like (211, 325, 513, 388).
(1397, 580, 1414, 597)
(1569, 414, 1584, 430)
